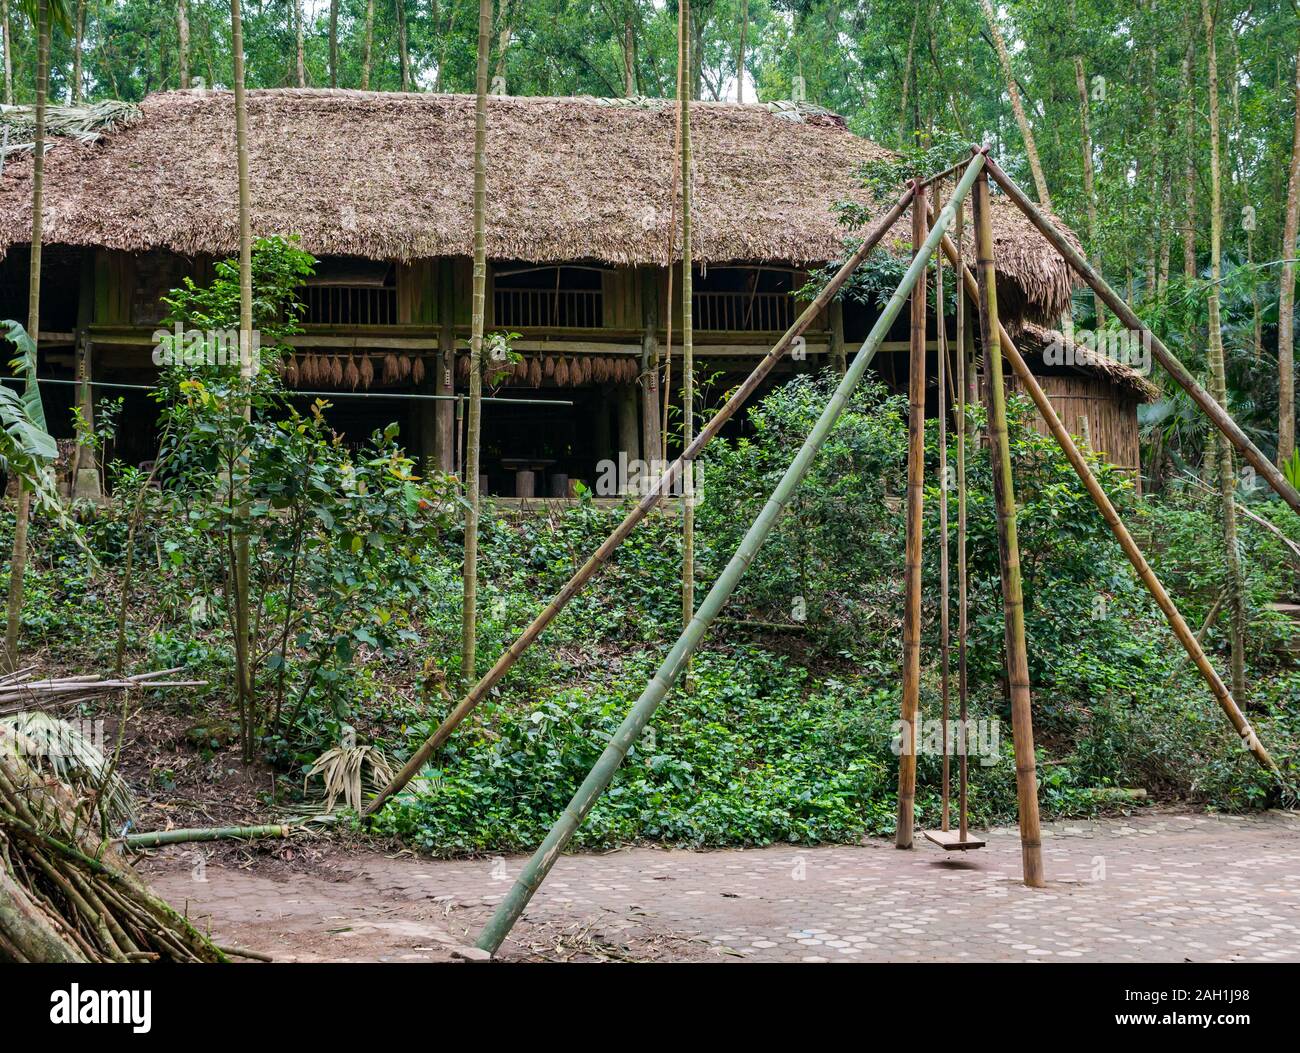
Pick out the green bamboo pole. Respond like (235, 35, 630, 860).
(981, 155, 1300, 517)
(363, 185, 919, 817)
(123, 824, 291, 849)
(972, 163, 1044, 889)
(896, 180, 927, 849)
(474, 155, 984, 956)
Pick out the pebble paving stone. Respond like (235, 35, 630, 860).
(148, 812, 1300, 962)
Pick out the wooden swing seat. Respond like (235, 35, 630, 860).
(923, 829, 986, 851)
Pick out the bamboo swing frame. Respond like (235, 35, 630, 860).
(356, 145, 1282, 956)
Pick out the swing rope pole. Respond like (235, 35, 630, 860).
(936, 183, 952, 835)
(896, 180, 928, 850)
(926, 203, 1278, 775)
(363, 183, 921, 817)
(982, 155, 1300, 517)
(954, 192, 971, 844)
(473, 155, 985, 955)
(973, 161, 1045, 889)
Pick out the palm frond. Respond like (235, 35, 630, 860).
(0, 711, 137, 827)
(0, 99, 140, 159)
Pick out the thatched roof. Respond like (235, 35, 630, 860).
(1017, 323, 1157, 401)
(0, 89, 1079, 325)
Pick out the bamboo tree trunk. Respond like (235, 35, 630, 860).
(177, 0, 190, 89)
(972, 163, 1044, 889)
(361, 0, 375, 90)
(936, 203, 951, 832)
(1203, 0, 1248, 704)
(624, 2, 636, 97)
(296, 0, 307, 88)
(1, 0, 12, 106)
(494, 0, 515, 86)
(6, 1, 49, 672)
(954, 194, 971, 842)
(461, 0, 491, 684)
(978, 0, 1051, 208)
(895, 181, 927, 850)
(329, 0, 338, 87)
(898, 1, 919, 144)
(396, 0, 411, 91)
(71, 0, 83, 103)
(679, 0, 695, 682)
(231, 0, 256, 761)
(1070, 0, 1102, 323)
(1279, 31, 1300, 467)
(1183, 28, 1198, 282)
(736, 0, 748, 103)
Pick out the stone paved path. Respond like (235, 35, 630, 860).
(146, 811, 1300, 962)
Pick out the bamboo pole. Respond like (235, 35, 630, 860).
(981, 156, 1300, 517)
(473, 155, 983, 956)
(896, 180, 928, 850)
(954, 194, 970, 843)
(123, 825, 291, 849)
(972, 164, 1044, 889)
(679, 1, 696, 686)
(363, 186, 920, 816)
(936, 189, 951, 834)
(926, 209, 1278, 775)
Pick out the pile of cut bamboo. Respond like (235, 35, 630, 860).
(0, 667, 205, 718)
(0, 731, 227, 962)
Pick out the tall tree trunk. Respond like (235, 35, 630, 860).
(736, 0, 747, 103)
(679, 0, 695, 683)
(462, 0, 491, 683)
(71, 0, 83, 102)
(1183, 29, 1198, 282)
(1070, 0, 1102, 323)
(361, 0, 375, 90)
(6, 0, 49, 671)
(1279, 28, 1300, 467)
(978, 0, 1051, 208)
(1202, 0, 1248, 704)
(329, 0, 338, 87)
(494, 0, 516, 87)
(396, 0, 410, 90)
(296, 0, 306, 88)
(898, 1, 919, 145)
(624, 2, 636, 97)
(178, 0, 190, 89)
(231, 0, 256, 759)
(1, 0, 12, 105)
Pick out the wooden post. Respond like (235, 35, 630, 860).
(617, 381, 641, 466)
(72, 249, 100, 499)
(972, 164, 1045, 888)
(435, 262, 456, 473)
(896, 180, 927, 850)
(364, 186, 919, 817)
(982, 155, 1300, 517)
(640, 267, 662, 465)
(829, 298, 846, 376)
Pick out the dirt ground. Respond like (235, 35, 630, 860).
(140, 809, 1300, 963)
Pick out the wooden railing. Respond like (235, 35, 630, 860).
(304, 285, 399, 326)
(493, 287, 603, 329)
(693, 291, 794, 332)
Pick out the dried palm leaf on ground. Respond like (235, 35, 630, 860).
(0, 740, 227, 962)
(305, 741, 395, 814)
(0, 712, 136, 828)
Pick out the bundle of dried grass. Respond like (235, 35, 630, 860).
(544, 355, 556, 379)
(0, 727, 227, 962)
(411, 356, 425, 385)
(554, 356, 571, 386)
(359, 354, 375, 389)
(304, 739, 394, 814)
(345, 356, 361, 390)
(528, 356, 542, 387)
(382, 352, 400, 385)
